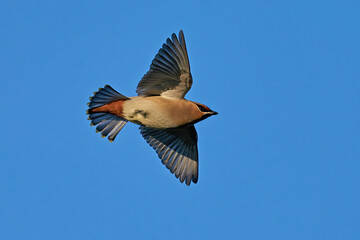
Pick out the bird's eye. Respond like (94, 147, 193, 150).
(197, 105, 208, 112)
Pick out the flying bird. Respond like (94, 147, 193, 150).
(86, 30, 217, 185)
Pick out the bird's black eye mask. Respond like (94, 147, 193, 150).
(197, 105, 209, 112)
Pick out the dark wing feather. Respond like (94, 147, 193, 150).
(139, 125, 198, 186)
(136, 30, 192, 99)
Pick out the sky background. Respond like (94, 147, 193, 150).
(1, 1, 360, 239)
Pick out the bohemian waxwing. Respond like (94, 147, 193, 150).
(86, 30, 218, 186)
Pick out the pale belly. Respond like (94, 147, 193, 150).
(122, 96, 199, 128)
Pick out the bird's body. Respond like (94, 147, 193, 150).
(86, 30, 217, 185)
(91, 96, 206, 129)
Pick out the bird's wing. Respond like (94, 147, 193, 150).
(136, 30, 192, 99)
(139, 125, 198, 185)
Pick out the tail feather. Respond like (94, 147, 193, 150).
(108, 121, 127, 141)
(88, 85, 129, 109)
(87, 85, 128, 142)
(96, 117, 118, 132)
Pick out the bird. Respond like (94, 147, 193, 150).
(86, 30, 218, 186)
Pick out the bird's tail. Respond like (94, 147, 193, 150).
(86, 85, 129, 142)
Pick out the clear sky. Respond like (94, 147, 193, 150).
(1, 1, 359, 239)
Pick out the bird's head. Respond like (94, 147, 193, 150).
(190, 101, 218, 121)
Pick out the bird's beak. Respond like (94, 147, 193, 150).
(211, 111, 218, 115)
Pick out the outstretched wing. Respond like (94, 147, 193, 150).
(136, 30, 192, 99)
(139, 125, 198, 186)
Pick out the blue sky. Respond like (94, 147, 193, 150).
(1, 1, 359, 239)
